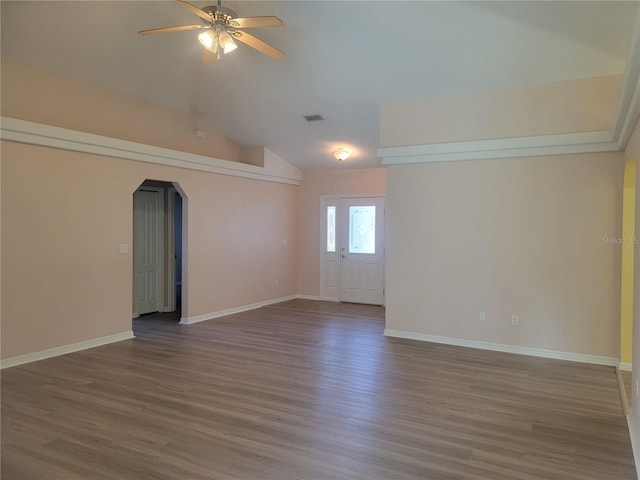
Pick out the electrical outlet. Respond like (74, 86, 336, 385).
(479, 312, 487, 321)
(511, 315, 519, 326)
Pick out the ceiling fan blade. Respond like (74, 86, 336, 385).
(139, 24, 205, 35)
(233, 30, 284, 60)
(229, 16, 283, 29)
(201, 48, 218, 64)
(175, 0, 212, 22)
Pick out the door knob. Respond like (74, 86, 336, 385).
(341, 254, 346, 258)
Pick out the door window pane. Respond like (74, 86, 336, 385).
(326, 205, 336, 252)
(349, 206, 375, 254)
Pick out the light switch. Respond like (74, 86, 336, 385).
(119, 244, 129, 254)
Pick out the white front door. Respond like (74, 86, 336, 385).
(320, 196, 385, 305)
(133, 187, 164, 316)
(339, 197, 385, 304)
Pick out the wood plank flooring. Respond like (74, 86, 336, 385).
(620, 370, 633, 410)
(266, 298, 385, 319)
(1, 304, 635, 479)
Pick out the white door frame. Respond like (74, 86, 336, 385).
(319, 195, 340, 302)
(319, 194, 386, 304)
(166, 187, 177, 313)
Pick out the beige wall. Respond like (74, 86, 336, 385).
(380, 75, 622, 147)
(1, 60, 393, 361)
(386, 152, 624, 357)
(625, 116, 640, 439)
(297, 168, 387, 296)
(1, 140, 298, 360)
(1, 60, 301, 360)
(2, 61, 246, 163)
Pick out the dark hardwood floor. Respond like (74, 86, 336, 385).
(1, 304, 635, 479)
(266, 298, 385, 319)
(620, 369, 633, 412)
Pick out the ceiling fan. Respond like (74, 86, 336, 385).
(139, 0, 284, 64)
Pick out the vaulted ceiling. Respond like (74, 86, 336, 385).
(2, 1, 638, 170)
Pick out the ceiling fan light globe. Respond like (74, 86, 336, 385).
(198, 30, 214, 50)
(222, 40, 238, 54)
(218, 31, 238, 54)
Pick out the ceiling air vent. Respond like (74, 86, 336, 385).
(304, 114, 325, 122)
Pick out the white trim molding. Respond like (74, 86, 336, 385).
(0, 331, 135, 369)
(1, 294, 321, 366)
(378, 131, 619, 165)
(179, 295, 298, 325)
(179, 294, 343, 325)
(384, 329, 618, 367)
(297, 294, 342, 302)
(620, 362, 633, 372)
(0, 117, 302, 186)
(613, 4, 640, 151)
(379, 9, 640, 166)
(295, 294, 322, 301)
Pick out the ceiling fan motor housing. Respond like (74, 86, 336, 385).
(201, 5, 237, 26)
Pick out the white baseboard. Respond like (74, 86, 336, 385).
(627, 410, 640, 480)
(179, 295, 298, 325)
(620, 362, 633, 372)
(295, 294, 322, 301)
(0, 331, 135, 369)
(383, 329, 618, 366)
(295, 294, 340, 302)
(1, 294, 326, 366)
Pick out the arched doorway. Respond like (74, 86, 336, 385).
(132, 179, 186, 322)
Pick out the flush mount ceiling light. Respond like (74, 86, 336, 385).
(332, 148, 352, 162)
(139, 0, 284, 64)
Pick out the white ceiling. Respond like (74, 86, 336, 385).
(1, 1, 638, 170)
